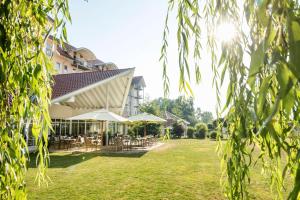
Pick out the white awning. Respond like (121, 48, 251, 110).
(50, 68, 134, 118)
(67, 109, 129, 122)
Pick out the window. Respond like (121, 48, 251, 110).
(55, 62, 61, 72)
(64, 65, 68, 73)
(45, 42, 52, 57)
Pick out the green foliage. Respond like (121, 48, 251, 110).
(195, 123, 208, 139)
(209, 131, 222, 140)
(0, 0, 70, 198)
(162, 0, 300, 199)
(163, 128, 171, 140)
(207, 123, 214, 131)
(209, 131, 217, 140)
(187, 126, 195, 138)
(171, 122, 184, 138)
(199, 111, 214, 124)
(139, 101, 161, 116)
(129, 123, 161, 137)
(140, 96, 198, 125)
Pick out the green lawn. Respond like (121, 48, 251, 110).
(26, 139, 277, 200)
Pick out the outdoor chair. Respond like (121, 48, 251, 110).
(145, 138, 150, 146)
(84, 136, 97, 151)
(122, 136, 131, 151)
(114, 136, 123, 151)
(71, 136, 84, 149)
(50, 136, 60, 149)
(91, 136, 102, 150)
(130, 138, 138, 147)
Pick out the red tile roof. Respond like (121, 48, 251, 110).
(52, 68, 133, 100)
(56, 46, 73, 60)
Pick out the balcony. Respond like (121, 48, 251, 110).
(73, 58, 92, 70)
(134, 94, 143, 100)
(134, 86, 143, 91)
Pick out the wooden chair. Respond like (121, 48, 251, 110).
(92, 136, 102, 150)
(49, 136, 60, 150)
(84, 136, 97, 151)
(115, 136, 123, 151)
(71, 136, 83, 150)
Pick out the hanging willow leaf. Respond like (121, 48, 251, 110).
(162, 0, 300, 199)
(0, 0, 71, 198)
(249, 43, 264, 77)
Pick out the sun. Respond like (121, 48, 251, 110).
(216, 22, 237, 43)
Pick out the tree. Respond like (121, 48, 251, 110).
(171, 96, 197, 125)
(200, 111, 213, 124)
(139, 101, 161, 116)
(0, 1, 70, 198)
(171, 122, 185, 138)
(194, 122, 208, 139)
(140, 96, 198, 125)
(161, 0, 300, 199)
(187, 126, 196, 138)
(195, 107, 202, 120)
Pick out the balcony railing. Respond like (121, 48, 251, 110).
(73, 59, 92, 69)
(134, 86, 143, 90)
(134, 95, 143, 100)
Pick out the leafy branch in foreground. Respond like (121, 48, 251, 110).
(161, 0, 300, 199)
(0, 0, 70, 199)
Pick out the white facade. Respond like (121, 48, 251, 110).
(123, 76, 146, 117)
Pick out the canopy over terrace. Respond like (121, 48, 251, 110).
(50, 68, 135, 119)
(48, 68, 134, 143)
(128, 113, 166, 137)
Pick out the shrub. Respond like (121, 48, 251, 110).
(187, 127, 195, 138)
(209, 131, 218, 139)
(209, 131, 223, 140)
(195, 123, 208, 139)
(129, 123, 161, 137)
(171, 122, 185, 138)
(207, 123, 214, 130)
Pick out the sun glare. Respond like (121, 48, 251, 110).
(216, 22, 237, 43)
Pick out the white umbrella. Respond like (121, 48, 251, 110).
(68, 109, 129, 146)
(128, 113, 166, 137)
(128, 112, 166, 123)
(68, 109, 129, 122)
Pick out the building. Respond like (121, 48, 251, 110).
(45, 36, 118, 74)
(161, 111, 190, 137)
(45, 36, 145, 117)
(123, 76, 146, 117)
(26, 19, 147, 150)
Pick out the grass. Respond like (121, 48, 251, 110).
(26, 139, 280, 200)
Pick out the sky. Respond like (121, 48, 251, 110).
(67, 0, 227, 115)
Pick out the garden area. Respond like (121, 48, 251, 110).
(26, 139, 279, 200)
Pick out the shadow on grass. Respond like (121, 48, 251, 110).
(29, 151, 147, 168)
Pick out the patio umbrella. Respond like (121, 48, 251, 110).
(128, 113, 166, 137)
(68, 109, 129, 122)
(68, 109, 129, 145)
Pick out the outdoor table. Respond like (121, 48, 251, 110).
(62, 138, 76, 150)
(91, 139, 101, 145)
